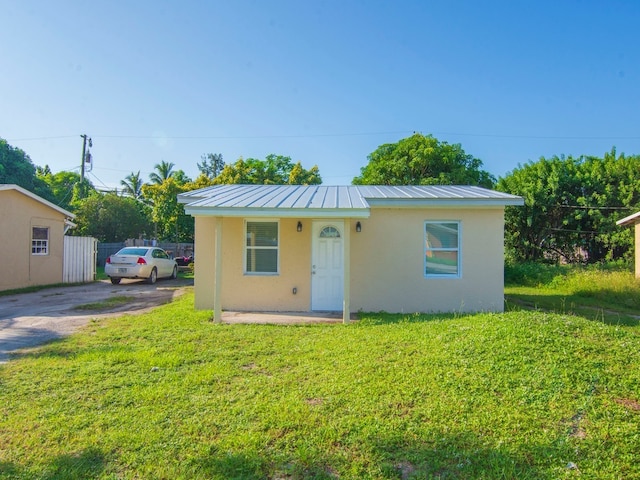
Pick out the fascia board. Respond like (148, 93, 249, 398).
(365, 198, 525, 208)
(616, 211, 640, 226)
(184, 206, 371, 218)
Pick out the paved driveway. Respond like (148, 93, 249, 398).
(0, 278, 192, 363)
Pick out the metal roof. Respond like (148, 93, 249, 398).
(178, 184, 524, 218)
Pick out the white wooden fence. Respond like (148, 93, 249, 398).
(63, 236, 98, 283)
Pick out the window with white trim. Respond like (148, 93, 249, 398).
(32, 227, 49, 255)
(245, 221, 279, 274)
(425, 221, 460, 277)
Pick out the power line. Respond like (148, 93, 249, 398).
(87, 171, 111, 190)
(5, 135, 78, 141)
(78, 131, 416, 140)
(555, 205, 634, 210)
(7, 130, 640, 142)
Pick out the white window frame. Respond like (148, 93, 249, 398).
(31, 226, 50, 256)
(244, 219, 279, 275)
(424, 221, 461, 278)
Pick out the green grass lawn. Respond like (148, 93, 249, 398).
(1, 269, 640, 479)
(505, 263, 640, 326)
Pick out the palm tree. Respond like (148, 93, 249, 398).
(120, 171, 144, 199)
(149, 160, 175, 184)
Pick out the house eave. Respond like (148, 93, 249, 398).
(184, 207, 372, 218)
(366, 198, 525, 208)
(616, 211, 640, 227)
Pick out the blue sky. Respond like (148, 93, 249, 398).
(1, 1, 639, 189)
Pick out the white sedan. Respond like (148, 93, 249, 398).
(105, 247, 178, 285)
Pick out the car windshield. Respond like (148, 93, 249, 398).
(116, 248, 149, 256)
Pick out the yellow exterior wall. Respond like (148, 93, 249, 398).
(635, 223, 640, 278)
(193, 216, 217, 310)
(194, 216, 312, 311)
(349, 207, 505, 313)
(194, 206, 507, 313)
(0, 190, 67, 291)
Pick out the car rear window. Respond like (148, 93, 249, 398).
(117, 248, 149, 256)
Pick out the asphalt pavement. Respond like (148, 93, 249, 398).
(0, 278, 191, 363)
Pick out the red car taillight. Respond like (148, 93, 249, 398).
(106, 257, 111, 264)
(137, 257, 147, 265)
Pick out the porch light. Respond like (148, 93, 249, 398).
(297, 221, 303, 232)
(356, 221, 362, 232)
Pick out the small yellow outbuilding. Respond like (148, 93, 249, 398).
(0, 184, 75, 291)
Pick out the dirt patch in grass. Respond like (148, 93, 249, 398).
(73, 296, 135, 311)
(395, 461, 417, 479)
(615, 398, 640, 412)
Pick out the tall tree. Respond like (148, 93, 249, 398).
(142, 178, 193, 242)
(73, 192, 151, 242)
(198, 153, 225, 179)
(214, 154, 322, 185)
(497, 155, 583, 263)
(497, 149, 640, 264)
(149, 160, 176, 184)
(288, 162, 322, 185)
(0, 138, 52, 199)
(120, 171, 144, 199)
(353, 133, 495, 187)
(36, 169, 95, 211)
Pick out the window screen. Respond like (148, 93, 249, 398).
(245, 221, 278, 274)
(425, 222, 460, 276)
(32, 227, 49, 255)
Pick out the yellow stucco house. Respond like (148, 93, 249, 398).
(0, 184, 75, 291)
(179, 185, 524, 322)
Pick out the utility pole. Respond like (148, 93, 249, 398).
(80, 134, 92, 183)
(79, 134, 92, 198)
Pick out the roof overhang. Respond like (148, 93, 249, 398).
(365, 198, 524, 208)
(184, 206, 371, 218)
(616, 211, 640, 227)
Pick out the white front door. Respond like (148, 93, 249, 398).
(311, 222, 344, 311)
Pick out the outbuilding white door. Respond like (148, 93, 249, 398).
(311, 222, 344, 311)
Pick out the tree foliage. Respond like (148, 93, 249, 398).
(73, 192, 151, 242)
(149, 160, 176, 184)
(214, 154, 322, 185)
(497, 148, 640, 263)
(0, 138, 52, 200)
(120, 171, 144, 199)
(353, 133, 495, 187)
(142, 178, 194, 242)
(198, 153, 225, 180)
(36, 169, 95, 211)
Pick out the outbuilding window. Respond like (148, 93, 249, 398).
(425, 221, 460, 277)
(245, 221, 279, 274)
(32, 227, 49, 255)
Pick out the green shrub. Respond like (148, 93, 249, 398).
(504, 262, 566, 286)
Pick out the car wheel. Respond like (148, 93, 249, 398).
(110, 277, 121, 285)
(171, 265, 178, 279)
(147, 268, 157, 284)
